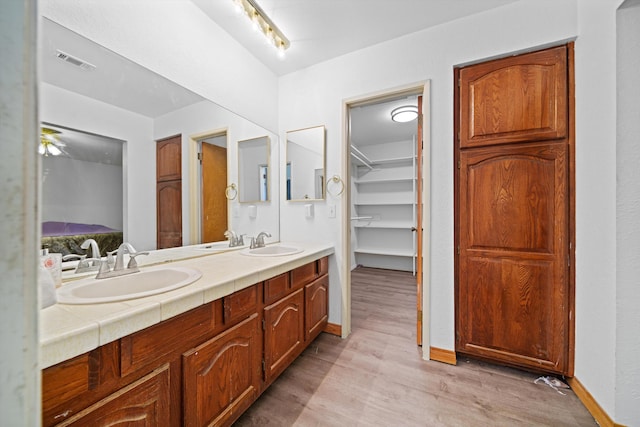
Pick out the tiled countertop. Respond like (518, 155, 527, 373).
(41, 241, 334, 369)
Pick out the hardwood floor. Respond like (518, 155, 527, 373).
(235, 267, 596, 426)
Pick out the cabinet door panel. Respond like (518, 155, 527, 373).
(264, 289, 304, 382)
(157, 180, 182, 249)
(183, 314, 260, 427)
(458, 142, 568, 373)
(57, 365, 170, 427)
(157, 136, 181, 181)
(460, 46, 567, 148)
(305, 275, 328, 342)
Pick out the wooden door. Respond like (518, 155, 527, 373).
(182, 314, 260, 427)
(201, 142, 227, 243)
(157, 135, 182, 249)
(455, 45, 574, 375)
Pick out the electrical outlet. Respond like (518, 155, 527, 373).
(328, 205, 336, 218)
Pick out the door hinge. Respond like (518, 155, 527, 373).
(262, 360, 266, 372)
(457, 246, 460, 255)
(457, 160, 461, 169)
(262, 319, 266, 330)
(417, 310, 423, 321)
(197, 152, 203, 163)
(567, 255, 571, 267)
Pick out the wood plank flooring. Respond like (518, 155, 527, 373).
(235, 267, 596, 426)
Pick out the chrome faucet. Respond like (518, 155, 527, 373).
(250, 231, 271, 249)
(63, 239, 102, 273)
(81, 239, 101, 260)
(96, 242, 148, 279)
(224, 230, 245, 247)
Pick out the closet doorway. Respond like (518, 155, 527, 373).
(345, 83, 429, 347)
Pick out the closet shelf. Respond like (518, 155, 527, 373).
(354, 177, 415, 185)
(353, 220, 414, 229)
(354, 201, 415, 206)
(353, 247, 416, 257)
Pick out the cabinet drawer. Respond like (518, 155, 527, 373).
(223, 284, 258, 324)
(291, 261, 318, 290)
(120, 303, 216, 377)
(42, 352, 96, 419)
(318, 256, 328, 276)
(264, 273, 290, 305)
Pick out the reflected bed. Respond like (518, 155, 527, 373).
(42, 221, 123, 256)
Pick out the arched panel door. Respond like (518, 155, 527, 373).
(455, 44, 573, 376)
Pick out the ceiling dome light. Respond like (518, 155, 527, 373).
(391, 105, 418, 123)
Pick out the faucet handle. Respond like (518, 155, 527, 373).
(106, 250, 118, 267)
(127, 251, 149, 269)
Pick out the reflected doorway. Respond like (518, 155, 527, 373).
(199, 133, 228, 243)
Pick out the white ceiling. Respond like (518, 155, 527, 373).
(40, 1, 520, 158)
(192, 0, 519, 76)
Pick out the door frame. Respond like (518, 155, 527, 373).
(188, 128, 228, 245)
(341, 81, 431, 352)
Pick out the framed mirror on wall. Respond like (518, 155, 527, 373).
(286, 125, 326, 201)
(238, 136, 270, 203)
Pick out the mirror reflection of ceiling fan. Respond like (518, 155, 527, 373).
(39, 127, 66, 156)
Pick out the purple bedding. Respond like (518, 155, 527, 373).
(42, 221, 120, 237)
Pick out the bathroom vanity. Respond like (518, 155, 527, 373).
(40, 243, 333, 426)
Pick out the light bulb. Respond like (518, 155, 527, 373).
(49, 144, 62, 156)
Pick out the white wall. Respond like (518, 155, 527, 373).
(616, 2, 640, 424)
(40, 83, 155, 250)
(42, 156, 123, 230)
(154, 100, 280, 244)
(0, 0, 39, 423)
(279, 0, 578, 342)
(41, 0, 279, 133)
(279, 0, 636, 423)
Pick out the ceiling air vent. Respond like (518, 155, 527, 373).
(55, 50, 96, 71)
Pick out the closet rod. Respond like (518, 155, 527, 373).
(350, 145, 374, 165)
(350, 151, 373, 170)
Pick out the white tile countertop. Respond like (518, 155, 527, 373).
(40, 241, 334, 369)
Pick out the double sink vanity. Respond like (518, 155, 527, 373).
(41, 241, 334, 426)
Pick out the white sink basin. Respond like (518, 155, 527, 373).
(241, 245, 303, 257)
(57, 266, 202, 304)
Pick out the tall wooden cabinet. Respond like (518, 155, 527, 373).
(455, 45, 574, 375)
(157, 135, 182, 249)
(42, 257, 330, 427)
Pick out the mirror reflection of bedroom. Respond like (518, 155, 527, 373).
(40, 124, 124, 259)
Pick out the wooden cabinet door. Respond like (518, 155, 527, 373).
(157, 180, 182, 249)
(459, 46, 567, 149)
(56, 365, 170, 426)
(263, 288, 304, 383)
(458, 143, 569, 373)
(456, 45, 573, 375)
(183, 314, 260, 427)
(157, 136, 181, 181)
(305, 275, 328, 342)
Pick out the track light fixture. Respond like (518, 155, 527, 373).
(233, 0, 290, 58)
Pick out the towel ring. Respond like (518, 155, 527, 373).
(326, 175, 345, 197)
(225, 183, 238, 200)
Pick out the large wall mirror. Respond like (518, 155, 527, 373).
(238, 136, 270, 203)
(286, 125, 326, 201)
(39, 18, 280, 255)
